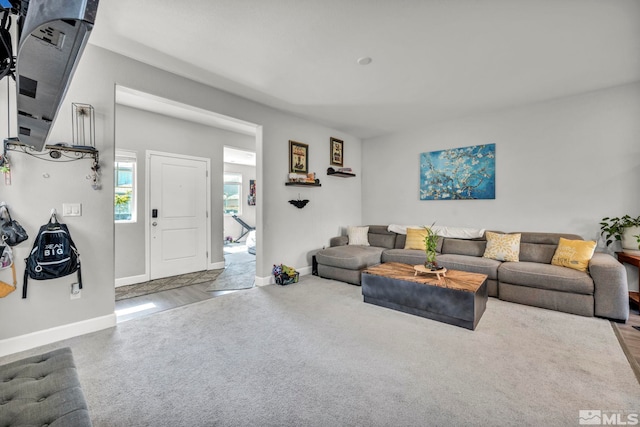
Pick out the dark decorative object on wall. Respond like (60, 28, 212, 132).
(288, 198, 309, 209)
(330, 137, 344, 167)
(248, 179, 256, 205)
(289, 140, 308, 173)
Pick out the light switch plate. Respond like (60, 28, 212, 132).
(62, 203, 82, 217)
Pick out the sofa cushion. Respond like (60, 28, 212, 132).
(499, 261, 594, 295)
(317, 264, 363, 285)
(516, 233, 583, 263)
(368, 225, 395, 235)
(519, 243, 557, 264)
(483, 232, 521, 262)
(404, 228, 427, 250)
(347, 226, 370, 246)
(365, 225, 396, 248)
(441, 239, 486, 257)
(518, 232, 583, 245)
(381, 249, 426, 265)
(436, 254, 501, 280)
(551, 238, 596, 272)
(369, 233, 396, 249)
(316, 245, 384, 270)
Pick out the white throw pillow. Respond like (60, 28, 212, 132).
(347, 226, 370, 246)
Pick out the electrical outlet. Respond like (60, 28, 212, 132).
(70, 282, 81, 300)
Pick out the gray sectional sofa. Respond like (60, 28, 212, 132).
(315, 225, 629, 321)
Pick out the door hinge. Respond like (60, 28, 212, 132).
(206, 211, 209, 218)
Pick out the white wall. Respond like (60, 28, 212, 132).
(223, 162, 256, 242)
(363, 83, 640, 238)
(0, 44, 362, 350)
(114, 105, 255, 280)
(362, 82, 640, 290)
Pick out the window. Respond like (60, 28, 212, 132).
(115, 151, 137, 222)
(224, 173, 242, 215)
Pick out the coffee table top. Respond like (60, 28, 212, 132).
(363, 262, 487, 293)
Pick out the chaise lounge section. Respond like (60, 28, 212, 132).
(315, 225, 629, 321)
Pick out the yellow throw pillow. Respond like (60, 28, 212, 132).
(404, 228, 428, 250)
(551, 238, 596, 272)
(483, 232, 521, 262)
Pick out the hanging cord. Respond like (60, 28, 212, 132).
(6, 72, 9, 137)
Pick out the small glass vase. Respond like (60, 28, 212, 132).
(424, 251, 438, 270)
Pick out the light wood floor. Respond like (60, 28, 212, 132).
(613, 301, 640, 383)
(115, 247, 254, 323)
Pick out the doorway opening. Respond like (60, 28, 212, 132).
(113, 86, 262, 321)
(222, 146, 257, 290)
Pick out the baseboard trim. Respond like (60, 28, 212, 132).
(255, 275, 273, 286)
(210, 261, 225, 270)
(297, 266, 312, 276)
(0, 314, 116, 358)
(115, 273, 149, 288)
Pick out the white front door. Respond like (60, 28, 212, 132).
(149, 152, 209, 280)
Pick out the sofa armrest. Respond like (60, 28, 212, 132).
(589, 252, 629, 321)
(330, 236, 349, 247)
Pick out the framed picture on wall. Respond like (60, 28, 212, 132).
(289, 140, 308, 173)
(248, 179, 256, 206)
(330, 137, 343, 167)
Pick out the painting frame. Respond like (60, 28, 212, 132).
(420, 143, 496, 200)
(247, 179, 256, 206)
(330, 137, 344, 167)
(289, 140, 308, 173)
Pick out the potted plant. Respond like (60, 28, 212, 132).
(423, 224, 440, 270)
(600, 215, 640, 254)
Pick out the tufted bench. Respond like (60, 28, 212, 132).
(0, 347, 92, 426)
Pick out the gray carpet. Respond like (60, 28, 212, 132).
(2, 276, 638, 426)
(205, 255, 255, 291)
(115, 269, 224, 301)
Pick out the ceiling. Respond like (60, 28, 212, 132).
(90, 0, 640, 139)
(224, 146, 256, 167)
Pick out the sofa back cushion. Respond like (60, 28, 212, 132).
(519, 243, 557, 264)
(367, 225, 397, 249)
(517, 232, 584, 264)
(394, 233, 443, 252)
(441, 238, 486, 257)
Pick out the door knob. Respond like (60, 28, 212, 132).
(152, 221, 157, 226)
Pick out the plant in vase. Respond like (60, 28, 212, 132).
(423, 224, 439, 270)
(600, 215, 640, 254)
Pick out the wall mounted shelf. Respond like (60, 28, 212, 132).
(4, 139, 99, 163)
(285, 182, 321, 187)
(3, 138, 101, 189)
(327, 171, 356, 178)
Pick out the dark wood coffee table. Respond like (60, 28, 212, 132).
(361, 262, 488, 330)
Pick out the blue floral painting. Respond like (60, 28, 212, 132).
(420, 144, 495, 200)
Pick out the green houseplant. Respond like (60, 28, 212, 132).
(600, 215, 640, 251)
(423, 224, 439, 270)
